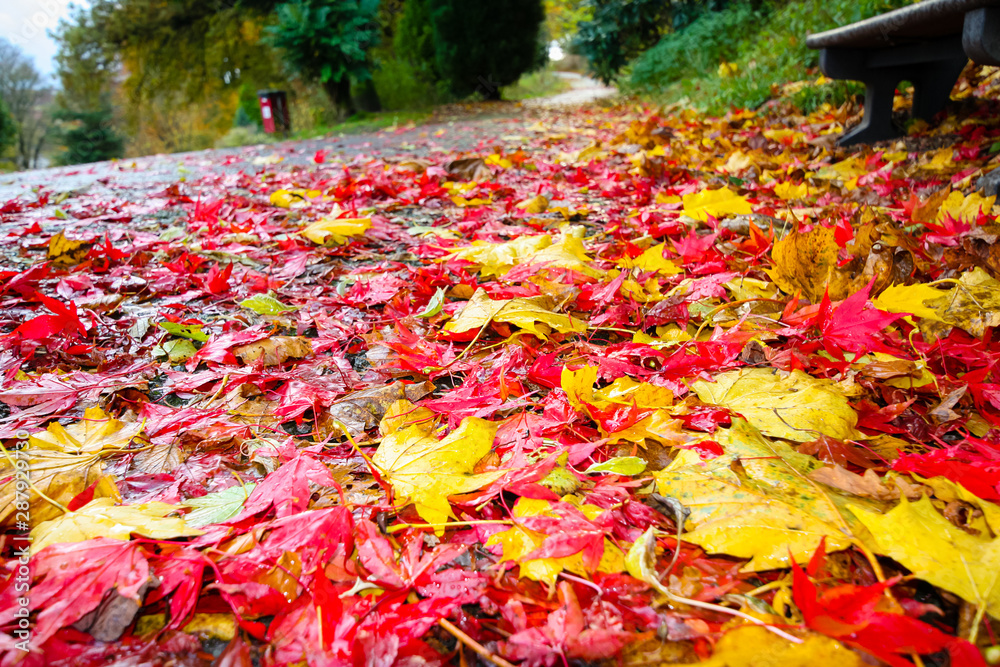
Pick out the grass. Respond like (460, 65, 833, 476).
(502, 69, 574, 101)
(625, 0, 912, 115)
(215, 110, 433, 148)
(292, 110, 432, 140)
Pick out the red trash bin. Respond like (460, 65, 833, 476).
(257, 90, 291, 135)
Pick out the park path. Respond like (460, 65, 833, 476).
(0, 77, 617, 205)
(525, 71, 617, 108)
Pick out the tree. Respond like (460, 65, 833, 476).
(573, 0, 675, 84)
(0, 98, 15, 160)
(0, 39, 52, 170)
(55, 0, 286, 155)
(428, 0, 545, 100)
(394, 0, 439, 86)
(544, 0, 592, 45)
(55, 106, 125, 165)
(266, 0, 381, 119)
(53, 7, 117, 115)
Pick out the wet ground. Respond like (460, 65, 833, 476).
(0, 75, 617, 205)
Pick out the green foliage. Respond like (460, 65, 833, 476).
(791, 79, 866, 114)
(395, 0, 439, 83)
(55, 106, 125, 165)
(216, 126, 271, 148)
(544, 0, 592, 44)
(370, 0, 444, 110)
(267, 0, 381, 116)
(502, 69, 573, 100)
(428, 0, 545, 100)
(573, 0, 678, 84)
(53, 6, 116, 114)
(234, 84, 261, 129)
(634, 0, 912, 114)
(0, 98, 15, 158)
(372, 56, 442, 110)
(626, 3, 759, 94)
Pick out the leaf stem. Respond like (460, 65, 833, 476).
(438, 617, 517, 667)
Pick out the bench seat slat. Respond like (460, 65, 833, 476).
(806, 0, 998, 49)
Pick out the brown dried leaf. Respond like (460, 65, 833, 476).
(320, 380, 435, 439)
(445, 157, 491, 181)
(132, 441, 185, 475)
(809, 465, 903, 501)
(233, 336, 312, 366)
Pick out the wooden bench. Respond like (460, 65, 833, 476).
(807, 0, 1000, 146)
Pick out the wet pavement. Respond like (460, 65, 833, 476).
(0, 76, 617, 205)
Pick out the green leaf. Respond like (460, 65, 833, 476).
(159, 322, 209, 341)
(584, 456, 647, 476)
(156, 339, 198, 363)
(416, 287, 446, 318)
(182, 483, 257, 527)
(239, 293, 297, 316)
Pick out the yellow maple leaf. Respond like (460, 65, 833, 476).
(691, 368, 862, 442)
(874, 269, 1000, 338)
(814, 156, 867, 181)
(654, 192, 682, 205)
(851, 495, 1000, 619)
(516, 194, 549, 214)
(654, 419, 880, 571)
(444, 288, 586, 340)
(447, 235, 553, 277)
(451, 195, 491, 207)
(593, 376, 674, 409)
(681, 187, 752, 221)
(681, 626, 864, 666)
(30, 407, 143, 455)
(485, 497, 625, 586)
(270, 188, 320, 208)
(525, 229, 602, 277)
(300, 216, 372, 245)
(922, 149, 955, 172)
(618, 242, 682, 275)
(30, 497, 202, 554)
(372, 400, 502, 530)
(936, 190, 995, 223)
(914, 474, 1000, 537)
(0, 407, 137, 527)
(605, 410, 690, 446)
(561, 365, 599, 410)
(773, 181, 809, 200)
(766, 224, 845, 302)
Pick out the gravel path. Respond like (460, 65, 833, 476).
(0, 78, 617, 203)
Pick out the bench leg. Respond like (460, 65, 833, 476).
(838, 73, 900, 146)
(821, 49, 902, 146)
(910, 54, 969, 121)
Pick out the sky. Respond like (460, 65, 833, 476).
(0, 0, 84, 82)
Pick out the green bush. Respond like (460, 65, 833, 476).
(56, 106, 125, 166)
(0, 98, 15, 158)
(574, 0, 682, 84)
(395, 0, 439, 85)
(216, 126, 271, 148)
(626, 3, 760, 94)
(372, 55, 441, 110)
(234, 83, 261, 128)
(266, 0, 381, 118)
(428, 0, 545, 100)
(628, 0, 912, 114)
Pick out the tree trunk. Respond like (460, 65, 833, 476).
(354, 78, 382, 113)
(322, 77, 355, 121)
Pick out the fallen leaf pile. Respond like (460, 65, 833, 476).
(4, 72, 1000, 666)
